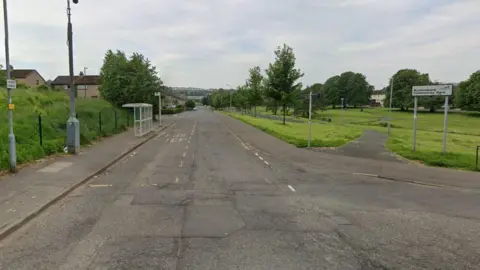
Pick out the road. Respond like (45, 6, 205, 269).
(1, 107, 479, 269)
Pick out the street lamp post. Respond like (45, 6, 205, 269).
(387, 76, 394, 135)
(66, 0, 80, 154)
(3, 0, 16, 171)
(226, 84, 232, 111)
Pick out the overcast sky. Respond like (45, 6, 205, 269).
(1, 0, 479, 89)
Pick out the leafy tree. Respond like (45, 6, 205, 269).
(323, 72, 373, 108)
(201, 95, 209, 106)
(185, 100, 196, 110)
(323, 75, 341, 108)
(455, 71, 480, 111)
(384, 69, 431, 111)
(264, 44, 304, 124)
(245, 66, 264, 116)
(99, 50, 164, 112)
(209, 88, 230, 109)
(233, 85, 249, 112)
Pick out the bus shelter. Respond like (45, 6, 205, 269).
(122, 103, 153, 137)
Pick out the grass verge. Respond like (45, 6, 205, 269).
(227, 112, 363, 148)
(0, 88, 129, 170)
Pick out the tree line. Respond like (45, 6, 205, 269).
(206, 44, 480, 115)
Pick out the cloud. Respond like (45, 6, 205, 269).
(0, 0, 478, 89)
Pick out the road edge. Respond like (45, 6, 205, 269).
(0, 122, 174, 241)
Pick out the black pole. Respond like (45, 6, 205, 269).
(38, 115, 43, 146)
(114, 109, 118, 130)
(99, 112, 102, 134)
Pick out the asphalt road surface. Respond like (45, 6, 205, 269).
(1, 107, 479, 269)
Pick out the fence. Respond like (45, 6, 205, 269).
(37, 108, 132, 153)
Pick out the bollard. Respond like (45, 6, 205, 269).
(114, 109, 118, 130)
(38, 115, 43, 146)
(99, 112, 102, 134)
(476, 146, 479, 171)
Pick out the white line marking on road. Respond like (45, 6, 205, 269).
(264, 178, 271, 184)
(258, 156, 264, 161)
(185, 145, 189, 150)
(171, 123, 176, 128)
(175, 176, 179, 183)
(353, 172, 379, 178)
(288, 185, 296, 192)
(89, 184, 113, 188)
(254, 152, 259, 156)
(151, 184, 158, 186)
(264, 161, 269, 165)
(155, 131, 166, 139)
(179, 160, 183, 167)
(182, 152, 186, 158)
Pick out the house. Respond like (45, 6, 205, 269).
(51, 75, 101, 99)
(370, 89, 386, 106)
(6, 69, 46, 88)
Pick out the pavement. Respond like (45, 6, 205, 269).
(0, 108, 479, 269)
(0, 117, 173, 240)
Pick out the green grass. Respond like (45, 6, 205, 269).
(227, 113, 363, 148)
(233, 106, 480, 171)
(0, 88, 130, 170)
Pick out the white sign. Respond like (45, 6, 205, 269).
(412, 85, 452, 96)
(154, 92, 161, 96)
(7, 79, 16, 89)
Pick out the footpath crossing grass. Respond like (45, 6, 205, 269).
(227, 113, 363, 148)
(229, 107, 480, 171)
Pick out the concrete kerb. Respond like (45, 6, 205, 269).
(0, 122, 174, 241)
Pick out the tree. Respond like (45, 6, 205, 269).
(99, 50, 164, 112)
(324, 76, 344, 108)
(384, 69, 431, 111)
(185, 100, 196, 110)
(264, 44, 304, 124)
(322, 72, 373, 109)
(233, 85, 249, 112)
(455, 71, 480, 111)
(245, 66, 264, 116)
(201, 95, 210, 106)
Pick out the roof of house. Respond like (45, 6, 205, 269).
(51, 75, 100, 85)
(9, 69, 36, 78)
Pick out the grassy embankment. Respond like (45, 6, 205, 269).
(229, 107, 480, 171)
(0, 88, 129, 170)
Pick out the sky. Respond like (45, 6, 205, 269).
(1, 0, 479, 89)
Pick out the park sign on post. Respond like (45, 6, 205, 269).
(412, 84, 453, 156)
(412, 85, 452, 96)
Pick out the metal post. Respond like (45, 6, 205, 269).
(3, 0, 16, 171)
(65, 0, 80, 153)
(413, 97, 418, 152)
(442, 96, 449, 155)
(340, 98, 344, 125)
(38, 115, 43, 146)
(98, 112, 102, 134)
(476, 146, 479, 171)
(388, 76, 394, 135)
(114, 109, 118, 130)
(159, 92, 162, 126)
(308, 91, 312, 148)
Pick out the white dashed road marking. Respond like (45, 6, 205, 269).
(258, 156, 264, 161)
(288, 185, 296, 192)
(89, 184, 113, 188)
(264, 161, 269, 165)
